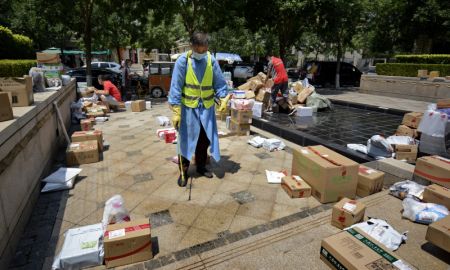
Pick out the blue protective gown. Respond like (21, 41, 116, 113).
(168, 52, 228, 162)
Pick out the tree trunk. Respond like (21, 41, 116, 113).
(84, 1, 93, 86)
(117, 47, 121, 63)
(335, 45, 342, 89)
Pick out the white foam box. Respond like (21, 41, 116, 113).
(252, 101, 263, 118)
(297, 107, 313, 117)
(146, 101, 151, 109)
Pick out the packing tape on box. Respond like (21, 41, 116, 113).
(307, 147, 347, 177)
(104, 223, 150, 238)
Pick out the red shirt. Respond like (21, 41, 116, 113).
(103, 80, 122, 101)
(270, 56, 288, 84)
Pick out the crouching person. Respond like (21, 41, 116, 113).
(96, 75, 122, 111)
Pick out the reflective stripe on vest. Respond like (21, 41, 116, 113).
(182, 51, 214, 109)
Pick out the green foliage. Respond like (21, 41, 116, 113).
(0, 26, 34, 59)
(376, 63, 450, 77)
(395, 54, 450, 64)
(0, 59, 36, 77)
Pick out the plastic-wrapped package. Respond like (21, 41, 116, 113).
(156, 116, 171, 126)
(350, 218, 407, 251)
(102, 195, 130, 230)
(367, 135, 394, 158)
(263, 138, 286, 151)
(386, 136, 415, 146)
(248, 136, 266, 148)
(230, 98, 255, 110)
(347, 144, 368, 154)
(41, 168, 82, 193)
(389, 180, 425, 200)
(402, 198, 449, 224)
(418, 110, 448, 137)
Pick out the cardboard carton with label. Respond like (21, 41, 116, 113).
(414, 156, 450, 188)
(66, 140, 99, 166)
(357, 165, 384, 197)
(231, 109, 252, 124)
(423, 184, 450, 210)
(104, 218, 152, 268)
(426, 215, 450, 253)
(131, 100, 146, 112)
(331, 198, 366, 229)
(71, 130, 103, 151)
(395, 144, 418, 163)
(0, 92, 13, 122)
(281, 175, 311, 198)
(0, 76, 34, 107)
(291, 145, 359, 203)
(401, 112, 423, 128)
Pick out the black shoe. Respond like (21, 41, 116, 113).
(197, 167, 213, 178)
(177, 171, 188, 187)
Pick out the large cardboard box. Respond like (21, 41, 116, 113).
(357, 165, 384, 197)
(281, 175, 311, 198)
(80, 119, 94, 131)
(231, 109, 252, 124)
(0, 92, 13, 122)
(131, 100, 146, 112)
(36, 52, 61, 64)
(250, 80, 264, 92)
(228, 119, 250, 136)
(331, 198, 366, 229)
(291, 145, 359, 203)
(395, 144, 418, 163)
(437, 98, 450, 109)
(71, 130, 103, 151)
(104, 218, 152, 268)
(297, 86, 314, 104)
(426, 215, 450, 253)
(396, 125, 418, 138)
(414, 156, 450, 188)
(401, 112, 423, 129)
(237, 81, 252, 91)
(255, 88, 271, 104)
(321, 227, 416, 270)
(66, 140, 99, 166)
(0, 76, 34, 107)
(423, 184, 450, 210)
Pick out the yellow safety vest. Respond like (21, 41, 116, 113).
(182, 51, 214, 109)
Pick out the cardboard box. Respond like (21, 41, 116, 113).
(297, 86, 314, 104)
(131, 100, 146, 112)
(417, 69, 428, 77)
(414, 156, 450, 188)
(0, 92, 13, 122)
(331, 198, 366, 229)
(437, 98, 450, 109)
(237, 81, 252, 91)
(228, 119, 250, 136)
(36, 52, 61, 64)
(423, 184, 450, 210)
(429, 71, 440, 78)
(66, 140, 99, 166)
(231, 109, 252, 124)
(396, 125, 418, 138)
(425, 215, 450, 253)
(401, 112, 423, 129)
(80, 119, 94, 131)
(0, 76, 34, 107)
(71, 130, 103, 151)
(281, 175, 311, 198)
(395, 144, 418, 163)
(321, 227, 416, 270)
(255, 88, 271, 104)
(104, 218, 152, 268)
(245, 90, 255, 99)
(291, 145, 359, 203)
(250, 80, 264, 92)
(357, 165, 384, 197)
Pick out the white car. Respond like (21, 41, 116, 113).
(83, 62, 121, 72)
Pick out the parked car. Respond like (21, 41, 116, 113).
(129, 63, 144, 77)
(300, 61, 362, 87)
(148, 62, 175, 98)
(223, 62, 266, 87)
(83, 62, 121, 72)
(286, 67, 301, 80)
(66, 68, 122, 90)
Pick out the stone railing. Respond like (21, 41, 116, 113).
(360, 75, 450, 102)
(0, 80, 76, 269)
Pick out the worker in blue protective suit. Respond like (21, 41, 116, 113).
(168, 32, 231, 187)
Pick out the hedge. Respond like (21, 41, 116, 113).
(376, 63, 450, 77)
(395, 54, 450, 64)
(0, 26, 34, 59)
(0, 60, 36, 77)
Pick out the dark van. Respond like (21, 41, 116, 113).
(301, 61, 362, 87)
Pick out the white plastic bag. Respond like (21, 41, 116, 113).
(367, 135, 394, 158)
(265, 170, 287, 184)
(263, 138, 286, 151)
(402, 198, 448, 224)
(231, 99, 254, 110)
(248, 136, 266, 148)
(418, 110, 448, 137)
(157, 116, 171, 126)
(41, 168, 82, 193)
(102, 195, 130, 230)
(347, 144, 368, 154)
(386, 136, 415, 146)
(350, 218, 407, 251)
(389, 180, 425, 200)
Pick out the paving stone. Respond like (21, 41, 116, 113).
(133, 173, 153, 183)
(122, 135, 136, 140)
(149, 210, 173, 228)
(231, 190, 255, 205)
(254, 152, 272, 159)
(119, 125, 130, 128)
(127, 150, 142, 156)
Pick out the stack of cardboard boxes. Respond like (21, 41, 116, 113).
(394, 112, 422, 163)
(0, 76, 34, 107)
(238, 72, 271, 112)
(66, 130, 104, 166)
(228, 103, 253, 136)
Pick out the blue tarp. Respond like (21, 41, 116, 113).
(214, 52, 242, 62)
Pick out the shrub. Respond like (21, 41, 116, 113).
(0, 26, 34, 59)
(0, 60, 36, 77)
(395, 54, 450, 64)
(376, 63, 450, 77)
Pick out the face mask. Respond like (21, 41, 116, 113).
(192, 51, 206, 60)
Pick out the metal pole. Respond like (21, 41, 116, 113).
(53, 102, 71, 145)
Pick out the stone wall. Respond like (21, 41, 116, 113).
(0, 80, 76, 269)
(360, 75, 450, 102)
